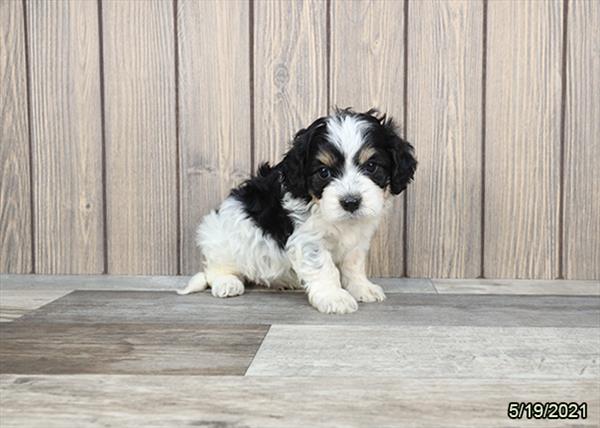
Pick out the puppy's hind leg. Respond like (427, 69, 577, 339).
(177, 271, 245, 298)
(177, 272, 208, 295)
(210, 274, 245, 298)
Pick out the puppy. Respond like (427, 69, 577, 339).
(178, 108, 416, 314)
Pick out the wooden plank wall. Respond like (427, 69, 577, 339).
(177, 0, 252, 275)
(1, 0, 598, 280)
(254, 0, 327, 167)
(406, 0, 483, 278)
(0, 0, 31, 273)
(27, 1, 105, 274)
(563, 0, 600, 280)
(485, 0, 563, 279)
(103, 0, 178, 275)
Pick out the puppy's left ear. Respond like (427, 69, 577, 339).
(386, 124, 417, 195)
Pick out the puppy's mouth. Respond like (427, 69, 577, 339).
(339, 208, 374, 221)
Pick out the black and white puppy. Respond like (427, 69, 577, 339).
(178, 108, 416, 314)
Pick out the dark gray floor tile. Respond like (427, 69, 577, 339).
(0, 323, 268, 375)
(17, 290, 600, 327)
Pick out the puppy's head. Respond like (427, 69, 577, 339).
(281, 108, 417, 222)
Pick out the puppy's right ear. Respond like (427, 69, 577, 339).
(280, 118, 326, 199)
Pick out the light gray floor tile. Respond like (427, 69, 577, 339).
(1, 274, 434, 294)
(0, 274, 188, 291)
(18, 290, 600, 328)
(0, 290, 70, 322)
(433, 278, 600, 295)
(1, 375, 597, 427)
(246, 325, 600, 378)
(372, 277, 436, 293)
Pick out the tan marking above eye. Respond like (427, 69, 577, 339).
(316, 150, 337, 167)
(358, 146, 377, 165)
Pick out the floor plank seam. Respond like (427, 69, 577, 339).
(244, 324, 271, 376)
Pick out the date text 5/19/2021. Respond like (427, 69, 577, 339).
(507, 402, 587, 420)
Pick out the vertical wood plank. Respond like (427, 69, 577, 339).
(0, 1, 32, 273)
(103, 0, 177, 274)
(27, 0, 104, 273)
(564, 0, 600, 279)
(331, 0, 405, 276)
(178, 0, 251, 274)
(485, 0, 562, 279)
(406, 0, 483, 278)
(254, 0, 327, 165)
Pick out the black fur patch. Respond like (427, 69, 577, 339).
(230, 163, 294, 249)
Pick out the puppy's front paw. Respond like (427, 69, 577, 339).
(309, 289, 358, 314)
(345, 281, 386, 303)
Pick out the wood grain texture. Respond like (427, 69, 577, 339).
(0, 323, 268, 375)
(331, 0, 405, 276)
(178, 0, 251, 275)
(432, 278, 600, 295)
(563, 0, 600, 280)
(1, 375, 597, 427)
(247, 325, 599, 378)
(0, 1, 31, 273)
(1, 1, 597, 280)
(485, 0, 562, 278)
(19, 291, 600, 328)
(406, 0, 483, 278)
(27, 0, 104, 273)
(103, 0, 177, 274)
(253, 0, 327, 165)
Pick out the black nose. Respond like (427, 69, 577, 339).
(340, 195, 362, 213)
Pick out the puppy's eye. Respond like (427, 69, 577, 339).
(364, 161, 378, 174)
(318, 167, 331, 179)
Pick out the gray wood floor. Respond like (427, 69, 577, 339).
(0, 274, 599, 427)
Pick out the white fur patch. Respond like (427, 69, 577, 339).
(197, 197, 294, 287)
(326, 115, 370, 159)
